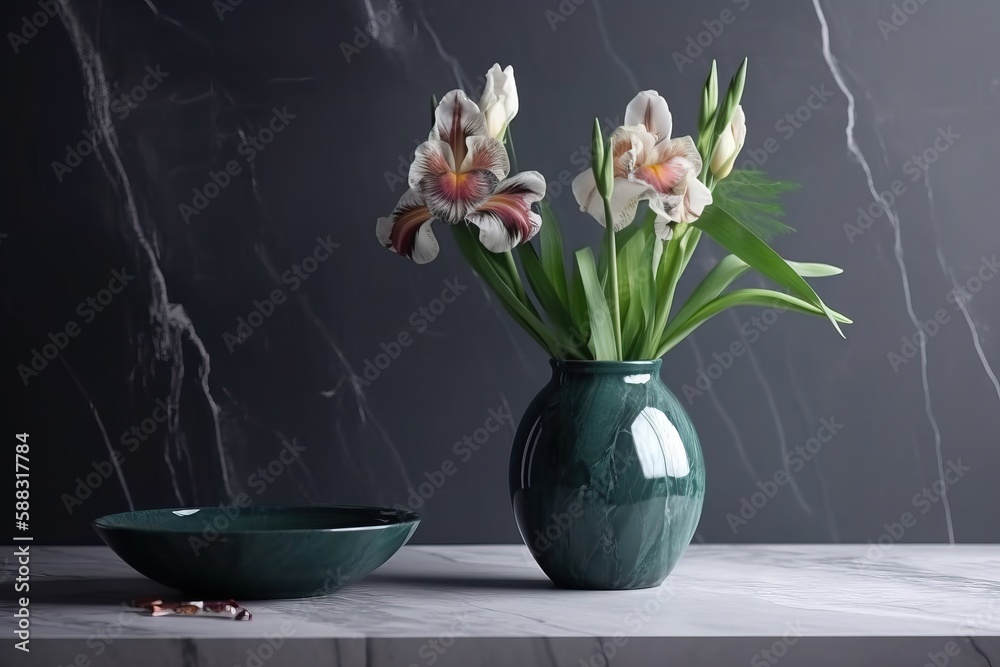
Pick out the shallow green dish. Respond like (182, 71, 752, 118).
(93, 505, 420, 599)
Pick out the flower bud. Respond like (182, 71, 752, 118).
(710, 105, 746, 180)
(478, 64, 518, 140)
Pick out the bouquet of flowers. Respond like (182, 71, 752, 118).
(377, 60, 850, 360)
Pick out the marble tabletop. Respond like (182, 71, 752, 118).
(3, 544, 999, 666)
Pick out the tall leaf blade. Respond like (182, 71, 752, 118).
(452, 224, 557, 355)
(620, 228, 649, 357)
(657, 288, 853, 357)
(663, 254, 749, 343)
(663, 254, 844, 346)
(519, 242, 581, 357)
(538, 201, 570, 303)
(693, 205, 845, 336)
(575, 248, 617, 360)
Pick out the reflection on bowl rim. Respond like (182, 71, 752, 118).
(92, 504, 421, 535)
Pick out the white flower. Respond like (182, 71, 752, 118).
(478, 64, 518, 140)
(572, 90, 712, 237)
(377, 90, 545, 262)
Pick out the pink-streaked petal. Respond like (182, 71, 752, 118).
(376, 189, 440, 262)
(635, 136, 703, 195)
(649, 135, 702, 171)
(408, 140, 457, 190)
(466, 172, 546, 252)
(466, 209, 542, 253)
(432, 90, 487, 161)
(633, 162, 688, 194)
(460, 136, 510, 182)
(418, 169, 498, 224)
(624, 91, 672, 143)
(466, 213, 519, 253)
(494, 170, 546, 201)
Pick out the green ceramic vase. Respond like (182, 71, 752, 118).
(509, 359, 705, 589)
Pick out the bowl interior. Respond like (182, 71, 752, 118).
(94, 505, 419, 534)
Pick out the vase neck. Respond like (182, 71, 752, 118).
(549, 359, 662, 377)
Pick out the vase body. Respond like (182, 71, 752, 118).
(509, 359, 704, 589)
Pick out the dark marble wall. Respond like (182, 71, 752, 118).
(4, 0, 998, 545)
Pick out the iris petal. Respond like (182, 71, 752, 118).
(431, 90, 488, 162)
(467, 171, 546, 252)
(419, 169, 499, 224)
(624, 90, 673, 143)
(376, 189, 441, 263)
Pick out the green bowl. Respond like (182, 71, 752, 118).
(93, 505, 420, 599)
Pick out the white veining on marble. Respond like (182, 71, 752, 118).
(240, 133, 415, 497)
(59, 3, 237, 504)
(925, 172, 1000, 405)
(783, 348, 840, 542)
(811, 0, 954, 542)
(728, 309, 813, 515)
(589, 0, 640, 92)
(60, 358, 134, 510)
(416, 4, 473, 92)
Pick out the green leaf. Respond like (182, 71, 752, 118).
(662, 253, 749, 343)
(619, 227, 650, 357)
(451, 224, 557, 355)
(699, 60, 719, 134)
(538, 201, 569, 304)
(663, 255, 844, 343)
(657, 288, 853, 357)
(518, 242, 581, 357)
(575, 248, 617, 360)
(712, 170, 798, 241)
(599, 209, 648, 284)
(643, 224, 701, 358)
(693, 204, 845, 337)
(614, 223, 645, 255)
(713, 57, 747, 139)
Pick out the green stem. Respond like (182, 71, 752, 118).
(602, 198, 623, 360)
